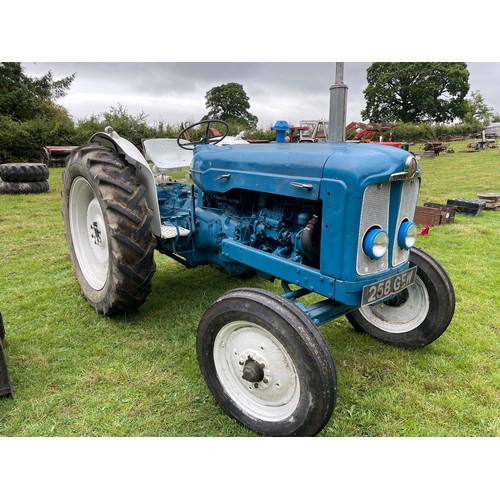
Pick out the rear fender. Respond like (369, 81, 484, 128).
(90, 127, 162, 236)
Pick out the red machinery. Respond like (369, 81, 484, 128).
(41, 146, 79, 168)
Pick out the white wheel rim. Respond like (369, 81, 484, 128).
(69, 176, 109, 290)
(213, 320, 300, 421)
(358, 276, 430, 333)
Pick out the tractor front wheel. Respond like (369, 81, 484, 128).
(346, 247, 455, 348)
(196, 288, 337, 436)
(61, 144, 156, 315)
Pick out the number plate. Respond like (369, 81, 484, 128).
(361, 267, 417, 306)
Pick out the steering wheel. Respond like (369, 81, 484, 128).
(177, 119, 229, 150)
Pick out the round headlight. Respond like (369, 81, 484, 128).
(363, 228, 389, 259)
(398, 221, 417, 249)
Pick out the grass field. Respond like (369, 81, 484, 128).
(0, 140, 498, 437)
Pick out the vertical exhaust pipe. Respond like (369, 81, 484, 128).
(328, 63, 348, 142)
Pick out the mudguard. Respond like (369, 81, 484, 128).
(90, 127, 162, 236)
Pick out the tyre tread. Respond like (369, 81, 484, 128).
(0, 163, 49, 182)
(197, 287, 337, 436)
(62, 144, 156, 315)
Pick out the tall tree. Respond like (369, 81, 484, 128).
(0, 62, 75, 121)
(0, 63, 75, 162)
(203, 82, 258, 128)
(463, 90, 494, 126)
(361, 62, 470, 123)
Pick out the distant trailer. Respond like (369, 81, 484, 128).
(41, 146, 79, 168)
(484, 122, 500, 138)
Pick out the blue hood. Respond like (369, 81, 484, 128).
(192, 142, 416, 199)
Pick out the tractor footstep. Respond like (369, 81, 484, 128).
(160, 225, 190, 239)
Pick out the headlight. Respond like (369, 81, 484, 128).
(363, 227, 389, 259)
(398, 221, 417, 249)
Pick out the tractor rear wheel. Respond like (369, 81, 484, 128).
(61, 144, 156, 315)
(197, 288, 337, 436)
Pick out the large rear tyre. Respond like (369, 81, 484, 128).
(346, 247, 455, 349)
(61, 144, 156, 315)
(197, 288, 337, 436)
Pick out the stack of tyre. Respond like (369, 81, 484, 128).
(0, 163, 49, 194)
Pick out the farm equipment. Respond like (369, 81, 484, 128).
(61, 115, 455, 436)
(423, 141, 454, 155)
(289, 119, 329, 142)
(41, 145, 79, 167)
(292, 120, 409, 151)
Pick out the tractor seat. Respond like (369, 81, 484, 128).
(143, 138, 193, 173)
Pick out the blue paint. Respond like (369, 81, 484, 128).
(156, 140, 419, 322)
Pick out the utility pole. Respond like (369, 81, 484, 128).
(328, 62, 348, 142)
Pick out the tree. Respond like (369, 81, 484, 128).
(203, 82, 258, 128)
(361, 62, 470, 123)
(0, 62, 75, 121)
(0, 63, 75, 162)
(463, 90, 494, 126)
(74, 103, 156, 149)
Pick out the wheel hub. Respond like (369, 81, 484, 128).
(242, 358, 265, 383)
(383, 288, 409, 307)
(213, 320, 300, 420)
(359, 275, 430, 334)
(69, 177, 109, 291)
(90, 221, 102, 245)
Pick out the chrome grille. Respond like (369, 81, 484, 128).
(356, 183, 390, 275)
(392, 179, 419, 266)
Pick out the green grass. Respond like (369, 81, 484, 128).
(0, 141, 498, 437)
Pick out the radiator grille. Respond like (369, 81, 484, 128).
(392, 179, 419, 266)
(356, 183, 390, 275)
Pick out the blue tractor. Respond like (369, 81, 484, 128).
(61, 119, 455, 436)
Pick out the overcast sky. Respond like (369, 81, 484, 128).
(8, 2, 500, 131)
(20, 62, 500, 130)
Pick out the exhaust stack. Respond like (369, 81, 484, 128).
(328, 63, 348, 142)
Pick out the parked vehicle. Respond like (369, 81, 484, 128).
(61, 118, 455, 436)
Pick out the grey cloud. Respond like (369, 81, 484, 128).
(21, 62, 500, 128)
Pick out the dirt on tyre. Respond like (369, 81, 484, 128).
(61, 144, 156, 315)
(346, 247, 455, 349)
(0, 180, 49, 195)
(0, 163, 49, 182)
(197, 287, 337, 436)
